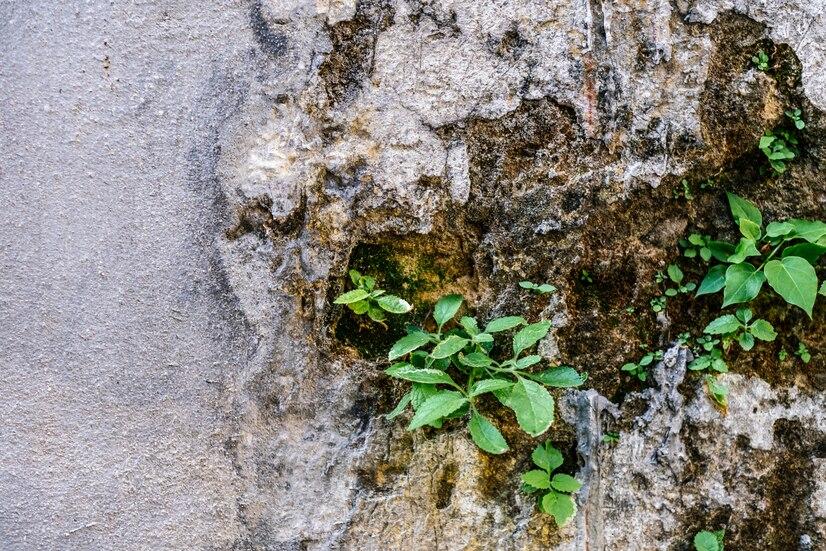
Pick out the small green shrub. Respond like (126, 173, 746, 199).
(602, 431, 620, 444)
(694, 529, 725, 551)
(522, 441, 581, 525)
(519, 281, 557, 294)
(759, 130, 798, 173)
(695, 193, 824, 317)
(674, 179, 694, 201)
(579, 269, 593, 284)
(334, 269, 411, 323)
(796, 342, 811, 364)
(702, 307, 777, 351)
(664, 264, 697, 296)
(385, 294, 586, 454)
(751, 49, 769, 71)
(785, 108, 805, 130)
(622, 349, 663, 382)
(650, 296, 667, 313)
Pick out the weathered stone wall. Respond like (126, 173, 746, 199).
(1, 1, 823, 549)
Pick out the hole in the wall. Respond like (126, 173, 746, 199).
(434, 463, 459, 509)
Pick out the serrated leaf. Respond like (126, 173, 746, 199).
(386, 392, 412, 420)
(667, 264, 684, 283)
(696, 264, 726, 297)
(385, 364, 456, 385)
(469, 379, 513, 397)
(473, 332, 494, 343)
(541, 491, 576, 526)
(508, 378, 554, 437)
(735, 307, 752, 323)
(411, 383, 438, 409)
(513, 321, 552, 355)
(388, 332, 432, 360)
(459, 316, 479, 336)
(334, 288, 370, 304)
(788, 219, 826, 243)
(722, 263, 766, 307)
(782, 242, 826, 265)
(376, 294, 412, 314)
(749, 319, 776, 341)
(703, 315, 741, 335)
(550, 473, 582, 493)
(367, 304, 386, 322)
(460, 352, 493, 368)
(766, 221, 794, 237)
(727, 192, 762, 228)
(484, 316, 526, 333)
(532, 442, 563, 471)
(433, 294, 463, 328)
(522, 470, 551, 489)
(738, 332, 755, 351)
(468, 412, 509, 454)
(764, 256, 817, 317)
(532, 367, 586, 388)
(348, 269, 362, 285)
(430, 335, 470, 359)
(515, 355, 542, 369)
(408, 391, 468, 430)
(349, 300, 370, 314)
(694, 531, 720, 551)
(727, 238, 761, 263)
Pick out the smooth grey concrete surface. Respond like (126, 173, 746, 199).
(0, 2, 257, 548)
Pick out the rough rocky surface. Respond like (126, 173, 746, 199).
(1, 0, 824, 550)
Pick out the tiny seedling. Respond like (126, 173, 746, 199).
(694, 193, 824, 318)
(694, 529, 725, 551)
(580, 269, 593, 284)
(785, 108, 805, 130)
(674, 179, 695, 201)
(602, 432, 619, 444)
(334, 269, 412, 323)
(522, 441, 582, 526)
(778, 348, 789, 361)
(622, 349, 663, 382)
(700, 178, 717, 190)
(702, 307, 777, 352)
(650, 296, 667, 313)
(677, 332, 692, 346)
(759, 130, 798, 173)
(704, 375, 729, 409)
(679, 234, 730, 263)
(688, 345, 728, 374)
(385, 294, 587, 454)
(520, 281, 557, 295)
(796, 342, 811, 364)
(663, 264, 696, 296)
(751, 49, 769, 71)
(625, 306, 636, 314)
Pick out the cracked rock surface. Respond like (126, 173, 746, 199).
(1, 0, 823, 549)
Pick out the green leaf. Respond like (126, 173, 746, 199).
(537, 284, 557, 294)
(507, 378, 554, 437)
(519, 281, 537, 289)
(513, 321, 552, 355)
(782, 242, 826, 265)
(433, 294, 463, 328)
(749, 319, 777, 341)
(521, 470, 551, 489)
(667, 264, 684, 283)
(460, 352, 493, 368)
(738, 332, 755, 351)
(430, 335, 470, 359)
(334, 288, 370, 304)
(484, 316, 526, 333)
(696, 265, 726, 296)
(411, 383, 438, 409)
(367, 305, 386, 322)
(739, 219, 761, 241)
(376, 294, 412, 314)
(820, 280, 826, 297)
(726, 192, 762, 228)
(722, 263, 766, 307)
(408, 391, 468, 430)
(703, 315, 741, 335)
(469, 379, 513, 397)
(532, 442, 563, 471)
(532, 367, 586, 388)
(788, 219, 826, 243)
(694, 531, 720, 551)
(473, 332, 494, 343)
(515, 355, 542, 369)
(468, 412, 509, 454)
(388, 332, 432, 360)
(550, 473, 582, 493)
(385, 392, 412, 420)
(459, 316, 479, 336)
(708, 241, 735, 262)
(735, 307, 752, 323)
(766, 221, 794, 237)
(349, 300, 369, 314)
(764, 256, 817, 317)
(541, 491, 576, 526)
(348, 269, 362, 285)
(727, 238, 761, 263)
(385, 364, 457, 385)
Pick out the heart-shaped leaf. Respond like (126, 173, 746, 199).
(722, 263, 766, 307)
(764, 256, 817, 317)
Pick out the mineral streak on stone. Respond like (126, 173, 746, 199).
(1, 0, 824, 550)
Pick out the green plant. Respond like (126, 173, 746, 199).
(521, 441, 582, 525)
(702, 307, 777, 351)
(580, 269, 593, 284)
(679, 234, 733, 263)
(334, 269, 412, 324)
(759, 129, 798, 173)
(650, 296, 667, 313)
(694, 529, 725, 551)
(751, 49, 769, 71)
(622, 349, 663, 382)
(796, 342, 811, 364)
(688, 345, 728, 374)
(785, 108, 805, 130)
(664, 264, 697, 296)
(677, 332, 692, 346)
(519, 281, 557, 294)
(704, 375, 729, 409)
(385, 294, 586, 454)
(674, 179, 694, 201)
(625, 306, 636, 314)
(695, 193, 824, 317)
(778, 348, 789, 361)
(602, 431, 619, 444)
